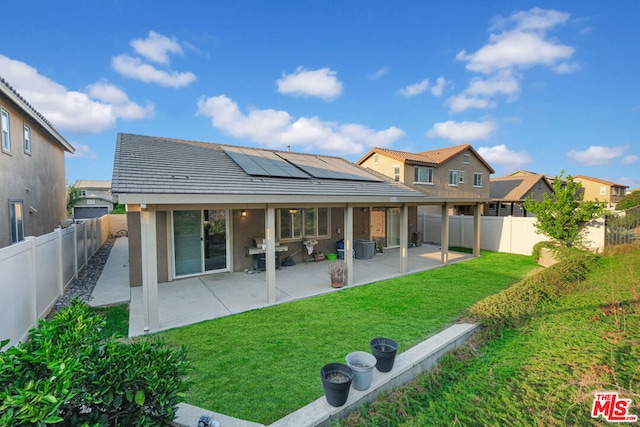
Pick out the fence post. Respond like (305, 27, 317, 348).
(73, 223, 79, 279)
(26, 236, 38, 332)
(56, 227, 63, 296)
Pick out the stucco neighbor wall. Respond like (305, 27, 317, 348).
(0, 92, 68, 248)
(360, 149, 491, 200)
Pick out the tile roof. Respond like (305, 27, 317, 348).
(0, 76, 74, 153)
(112, 133, 432, 202)
(574, 175, 629, 188)
(490, 174, 550, 201)
(358, 144, 495, 173)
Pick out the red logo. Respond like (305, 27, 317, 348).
(592, 392, 637, 422)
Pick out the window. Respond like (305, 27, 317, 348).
(473, 172, 483, 187)
(23, 124, 31, 154)
(393, 166, 400, 182)
(373, 153, 379, 165)
(463, 154, 470, 164)
(279, 207, 329, 240)
(9, 201, 25, 244)
(459, 171, 465, 184)
(449, 170, 458, 186)
(413, 166, 433, 184)
(1, 109, 10, 152)
(600, 185, 607, 196)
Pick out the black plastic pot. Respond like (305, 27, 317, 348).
(320, 363, 353, 407)
(370, 337, 398, 372)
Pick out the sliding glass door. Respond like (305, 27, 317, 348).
(173, 209, 229, 277)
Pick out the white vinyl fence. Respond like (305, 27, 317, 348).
(418, 214, 605, 256)
(1, 216, 111, 347)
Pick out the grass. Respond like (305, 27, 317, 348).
(335, 245, 640, 426)
(90, 304, 129, 339)
(155, 251, 538, 424)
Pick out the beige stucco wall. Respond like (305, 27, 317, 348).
(125, 205, 418, 286)
(0, 93, 68, 248)
(576, 179, 609, 205)
(360, 149, 491, 199)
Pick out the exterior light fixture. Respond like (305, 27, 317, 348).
(241, 209, 247, 217)
(289, 208, 298, 214)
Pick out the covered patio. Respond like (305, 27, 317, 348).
(128, 243, 473, 336)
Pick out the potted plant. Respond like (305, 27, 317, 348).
(328, 260, 347, 288)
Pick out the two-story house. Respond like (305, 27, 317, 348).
(0, 77, 74, 249)
(357, 144, 495, 215)
(72, 180, 117, 219)
(574, 175, 628, 210)
(487, 173, 553, 217)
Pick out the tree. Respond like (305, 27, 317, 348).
(524, 171, 605, 247)
(615, 189, 640, 210)
(66, 183, 82, 216)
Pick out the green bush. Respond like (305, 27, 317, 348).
(0, 299, 188, 426)
(469, 251, 599, 332)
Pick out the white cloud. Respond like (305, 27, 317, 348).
(367, 67, 389, 80)
(397, 79, 430, 97)
(0, 54, 153, 133)
(477, 144, 533, 170)
(197, 94, 404, 154)
(490, 7, 570, 33)
(466, 72, 520, 99)
(426, 120, 496, 142)
(446, 95, 496, 113)
(430, 77, 447, 96)
(65, 141, 99, 160)
(112, 31, 196, 87)
(622, 154, 639, 165)
(567, 145, 629, 166)
(276, 67, 343, 101)
(130, 31, 183, 65)
(449, 8, 575, 113)
(112, 54, 196, 87)
(456, 31, 574, 74)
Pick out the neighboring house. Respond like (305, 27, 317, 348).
(357, 144, 495, 215)
(508, 170, 557, 188)
(574, 175, 628, 210)
(73, 180, 117, 219)
(486, 174, 553, 217)
(112, 133, 488, 332)
(0, 77, 74, 249)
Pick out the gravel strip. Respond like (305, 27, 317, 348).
(48, 236, 117, 318)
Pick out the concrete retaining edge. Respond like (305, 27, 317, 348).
(173, 323, 479, 427)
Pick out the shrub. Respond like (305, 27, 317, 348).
(0, 299, 188, 426)
(469, 251, 599, 332)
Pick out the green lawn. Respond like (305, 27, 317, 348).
(335, 246, 640, 426)
(156, 251, 538, 424)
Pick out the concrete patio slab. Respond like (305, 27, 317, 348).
(89, 237, 131, 307)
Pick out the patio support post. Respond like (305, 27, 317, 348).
(441, 203, 450, 264)
(140, 209, 159, 333)
(344, 205, 354, 287)
(265, 206, 277, 304)
(399, 204, 408, 273)
(473, 203, 481, 257)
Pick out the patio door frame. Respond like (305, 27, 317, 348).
(171, 209, 231, 279)
(370, 207, 401, 249)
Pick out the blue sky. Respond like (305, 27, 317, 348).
(2, 1, 639, 189)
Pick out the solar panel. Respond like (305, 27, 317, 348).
(223, 146, 309, 178)
(276, 152, 382, 182)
